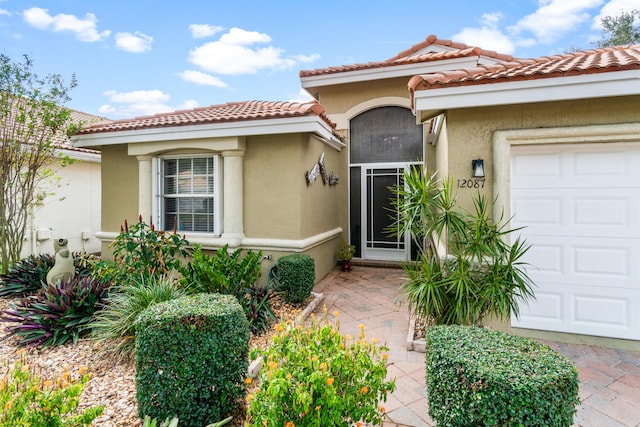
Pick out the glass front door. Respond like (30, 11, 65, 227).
(362, 165, 408, 261)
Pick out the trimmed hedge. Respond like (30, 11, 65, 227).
(135, 293, 249, 427)
(274, 254, 315, 304)
(426, 325, 579, 427)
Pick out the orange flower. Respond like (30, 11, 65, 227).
(360, 386, 368, 394)
(334, 310, 340, 318)
(275, 324, 285, 332)
(78, 365, 88, 376)
(286, 373, 293, 380)
(244, 377, 253, 385)
(262, 421, 268, 426)
(245, 393, 253, 403)
(311, 355, 319, 362)
(357, 423, 363, 427)
(285, 422, 295, 427)
(382, 353, 388, 360)
(326, 377, 335, 386)
(380, 406, 386, 413)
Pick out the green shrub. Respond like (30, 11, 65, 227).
(141, 415, 232, 427)
(0, 253, 97, 298)
(90, 275, 188, 361)
(425, 325, 579, 427)
(110, 216, 189, 281)
(135, 293, 250, 427)
(246, 310, 395, 426)
(179, 244, 273, 333)
(389, 167, 535, 325)
(272, 253, 315, 304)
(179, 244, 261, 295)
(1, 276, 110, 347)
(0, 355, 103, 426)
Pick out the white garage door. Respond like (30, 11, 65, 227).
(511, 142, 640, 340)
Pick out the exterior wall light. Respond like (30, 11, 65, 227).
(472, 159, 485, 178)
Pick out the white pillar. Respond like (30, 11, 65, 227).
(137, 155, 153, 222)
(221, 150, 245, 245)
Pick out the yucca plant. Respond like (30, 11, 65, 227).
(90, 274, 188, 361)
(388, 166, 536, 326)
(1, 276, 110, 347)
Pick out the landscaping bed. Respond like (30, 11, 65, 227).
(0, 293, 317, 427)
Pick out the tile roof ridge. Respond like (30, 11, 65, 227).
(386, 34, 515, 62)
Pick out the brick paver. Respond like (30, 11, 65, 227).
(313, 266, 640, 427)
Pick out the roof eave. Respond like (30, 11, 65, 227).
(73, 115, 344, 151)
(301, 57, 485, 90)
(412, 70, 640, 121)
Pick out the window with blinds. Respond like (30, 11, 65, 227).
(161, 156, 216, 233)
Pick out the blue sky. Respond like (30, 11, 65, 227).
(0, 0, 638, 119)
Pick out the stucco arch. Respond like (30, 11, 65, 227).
(330, 96, 411, 130)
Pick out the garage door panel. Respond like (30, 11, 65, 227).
(511, 142, 640, 340)
(513, 284, 639, 339)
(520, 235, 639, 289)
(512, 191, 640, 238)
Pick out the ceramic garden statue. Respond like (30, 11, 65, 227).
(46, 238, 75, 285)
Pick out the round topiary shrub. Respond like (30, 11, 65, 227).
(135, 293, 250, 427)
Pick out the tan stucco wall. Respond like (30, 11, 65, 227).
(100, 144, 139, 254)
(314, 77, 412, 116)
(442, 95, 640, 213)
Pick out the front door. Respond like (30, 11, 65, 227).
(349, 106, 423, 261)
(362, 165, 409, 260)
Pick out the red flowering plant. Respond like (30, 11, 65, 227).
(246, 308, 395, 426)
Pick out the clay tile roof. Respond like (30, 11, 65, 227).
(409, 44, 640, 91)
(299, 34, 515, 78)
(54, 111, 110, 154)
(77, 100, 336, 135)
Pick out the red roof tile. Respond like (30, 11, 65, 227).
(77, 100, 336, 135)
(54, 111, 110, 154)
(299, 35, 515, 78)
(409, 44, 640, 92)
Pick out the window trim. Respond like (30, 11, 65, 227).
(153, 153, 222, 236)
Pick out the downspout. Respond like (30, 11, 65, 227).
(30, 201, 36, 256)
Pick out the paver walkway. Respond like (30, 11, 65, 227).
(312, 266, 640, 427)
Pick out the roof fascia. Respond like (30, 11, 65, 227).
(413, 70, 640, 119)
(301, 57, 481, 89)
(54, 148, 101, 163)
(73, 115, 344, 151)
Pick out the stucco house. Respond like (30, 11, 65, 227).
(18, 110, 106, 258)
(73, 35, 640, 349)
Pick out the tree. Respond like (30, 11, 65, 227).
(0, 54, 78, 272)
(595, 9, 640, 47)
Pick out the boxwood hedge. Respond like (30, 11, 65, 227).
(426, 325, 579, 427)
(273, 253, 315, 304)
(135, 293, 249, 427)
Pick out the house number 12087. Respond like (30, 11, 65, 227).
(457, 179, 485, 189)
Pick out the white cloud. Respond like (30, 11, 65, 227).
(115, 31, 153, 53)
(509, 0, 605, 44)
(219, 27, 271, 45)
(592, 0, 640, 28)
(178, 70, 228, 87)
(189, 24, 224, 38)
(452, 13, 517, 54)
(177, 100, 200, 110)
(99, 89, 174, 117)
(293, 53, 321, 63)
(188, 27, 319, 75)
(22, 7, 110, 42)
(289, 88, 315, 103)
(0, 9, 11, 16)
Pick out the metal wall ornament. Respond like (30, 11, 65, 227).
(306, 152, 339, 186)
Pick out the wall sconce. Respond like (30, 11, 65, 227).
(472, 159, 485, 178)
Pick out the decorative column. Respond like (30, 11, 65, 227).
(137, 155, 153, 222)
(221, 150, 245, 245)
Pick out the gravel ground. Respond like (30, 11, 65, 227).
(0, 295, 304, 426)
